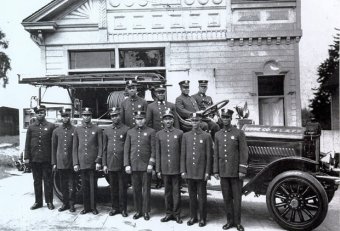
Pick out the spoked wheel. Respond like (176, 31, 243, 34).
(53, 170, 83, 204)
(266, 171, 328, 231)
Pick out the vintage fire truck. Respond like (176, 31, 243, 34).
(19, 73, 339, 231)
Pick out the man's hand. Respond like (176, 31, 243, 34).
(96, 163, 101, 171)
(147, 165, 153, 173)
(239, 172, 246, 179)
(157, 172, 161, 179)
(214, 174, 220, 180)
(52, 165, 57, 172)
(103, 166, 108, 174)
(204, 173, 210, 181)
(181, 172, 186, 179)
(74, 165, 79, 172)
(125, 166, 131, 174)
(24, 159, 30, 164)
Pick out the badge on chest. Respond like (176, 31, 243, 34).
(200, 140, 203, 143)
(174, 135, 178, 139)
(144, 133, 147, 136)
(92, 132, 95, 135)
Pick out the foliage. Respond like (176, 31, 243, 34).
(309, 30, 339, 130)
(0, 29, 11, 88)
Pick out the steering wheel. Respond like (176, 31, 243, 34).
(201, 99, 229, 117)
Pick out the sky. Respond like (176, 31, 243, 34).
(0, 0, 339, 110)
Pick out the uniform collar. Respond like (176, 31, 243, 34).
(192, 128, 203, 134)
(62, 123, 72, 129)
(34, 119, 47, 126)
(129, 96, 139, 101)
(157, 100, 165, 105)
(112, 122, 121, 129)
(181, 93, 189, 97)
(164, 127, 174, 132)
(82, 122, 93, 128)
(222, 126, 233, 132)
(136, 125, 146, 130)
(200, 93, 206, 97)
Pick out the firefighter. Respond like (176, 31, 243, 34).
(124, 111, 156, 221)
(192, 80, 220, 138)
(102, 107, 129, 217)
(52, 108, 76, 212)
(146, 84, 179, 131)
(24, 105, 56, 210)
(120, 80, 148, 128)
(72, 107, 102, 215)
(213, 109, 248, 231)
(155, 109, 183, 224)
(180, 112, 212, 227)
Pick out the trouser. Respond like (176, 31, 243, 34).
(81, 169, 97, 211)
(31, 162, 53, 204)
(108, 170, 128, 211)
(163, 174, 181, 217)
(221, 177, 243, 225)
(132, 171, 151, 214)
(187, 179, 207, 221)
(59, 169, 76, 206)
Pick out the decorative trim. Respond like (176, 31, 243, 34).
(227, 36, 301, 47)
(99, 0, 107, 29)
(64, 0, 95, 20)
(109, 30, 227, 43)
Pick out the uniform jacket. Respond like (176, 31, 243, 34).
(213, 126, 248, 177)
(124, 126, 156, 171)
(146, 100, 180, 131)
(175, 93, 199, 119)
(25, 119, 56, 163)
(120, 96, 148, 128)
(102, 123, 129, 171)
(52, 123, 75, 169)
(192, 93, 214, 111)
(155, 127, 183, 175)
(180, 128, 212, 180)
(72, 122, 102, 170)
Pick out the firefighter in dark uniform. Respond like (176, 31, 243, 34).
(124, 111, 156, 221)
(102, 107, 129, 217)
(180, 112, 212, 227)
(213, 109, 248, 231)
(52, 108, 76, 212)
(25, 105, 56, 210)
(120, 80, 148, 128)
(155, 109, 183, 224)
(192, 80, 220, 138)
(72, 107, 102, 215)
(146, 84, 180, 131)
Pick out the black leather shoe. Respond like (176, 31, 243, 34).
(58, 204, 69, 212)
(80, 209, 89, 214)
(121, 210, 128, 217)
(47, 203, 55, 210)
(175, 216, 183, 224)
(109, 209, 119, 216)
(161, 215, 174, 222)
(199, 220, 206, 227)
(69, 205, 76, 212)
(133, 212, 142, 220)
(92, 209, 98, 215)
(187, 218, 198, 226)
(144, 213, 150, 220)
(223, 223, 234, 230)
(236, 224, 244, 231)
(30, 203, 42, 210)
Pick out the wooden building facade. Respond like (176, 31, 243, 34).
(22, 0, 302, 126)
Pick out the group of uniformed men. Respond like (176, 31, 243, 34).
(24, 79, 248, 231)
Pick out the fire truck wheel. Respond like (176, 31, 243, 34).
(266, 170, 328, 231)
(53, 170, 83, 204)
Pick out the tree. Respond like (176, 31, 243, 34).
(309, 30, 339, 130)
(0, 29, 11, 88)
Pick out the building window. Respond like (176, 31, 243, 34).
(258, 75, 285, 126)
(119, 48, 165, 68)
(69, 50, 115, 69)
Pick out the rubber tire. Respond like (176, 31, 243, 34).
(266, 170, 328, 231)
(53, 171, 83, 204)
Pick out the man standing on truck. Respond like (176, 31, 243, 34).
(73, 107, 102, 215)
(120, 80, 148, 128)
(124, 111, 156, 221)
(180, 112, 212, 227)
(146, 84, 179, 131)
(52, 108, 76, 212)
(155, 109, 183, 224)
(102, 107, 129, 217)
(24, 105, 56, 210)
(213, 109, 248, 231)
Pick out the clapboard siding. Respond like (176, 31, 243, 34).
(45, 46, 65, 75)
